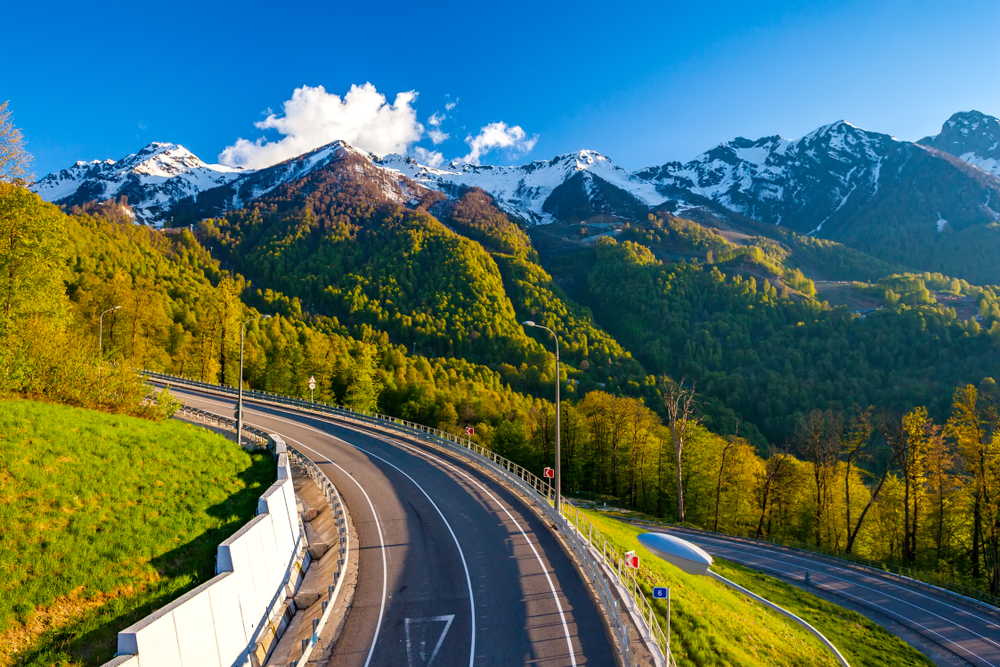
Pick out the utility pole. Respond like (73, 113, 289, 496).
(99, 306, 121, 354)
(237, 314, 271, 447)
(523, 320, 561, 512)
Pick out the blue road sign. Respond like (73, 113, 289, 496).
(653, 587, 668, 599)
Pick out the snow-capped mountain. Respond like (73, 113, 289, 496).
(638, 118, 1000, 247)
(919, 110, 1000, 178)
(31, 143, 245, 224)
(33, 142, 666, 226)
(377, 150, 668, 224)
(32, 112, 1000, 251)
(637, 121, 899, 235)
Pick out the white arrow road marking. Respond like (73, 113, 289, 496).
(405, 614, 455, 667)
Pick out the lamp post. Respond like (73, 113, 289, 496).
(98, 306, 121, 354)
(637, 532, 850, 667)
(523, 320, 561, 511)
(237, 314, 271, 447)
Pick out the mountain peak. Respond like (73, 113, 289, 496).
(919, 110, 1000, 178)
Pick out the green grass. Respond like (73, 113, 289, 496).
(577, 508, 934, 667)
(0, 398, 276, 667)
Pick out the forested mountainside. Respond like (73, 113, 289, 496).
(168, 144, 1000, 447)
(7, 162, 1000, 598)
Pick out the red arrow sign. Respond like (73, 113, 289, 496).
(465, 426, 474, 435)
(624, 551, 640, 568)
(543, 467, 554, 478)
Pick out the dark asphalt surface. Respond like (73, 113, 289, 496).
(629, 522, 1000, 667)
(167, 385, 615, 667)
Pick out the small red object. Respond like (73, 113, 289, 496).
(624, 551, 640, 568)
(465, 426, 474, 435)
(543, 467, 554, 478)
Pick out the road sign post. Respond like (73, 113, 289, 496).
(308, 376, 316, 403)
(543, 467, 554, 478)
(624, 550, 640, 569)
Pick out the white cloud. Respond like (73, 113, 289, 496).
(428, 129, 450, 145)
(428, 112, 445, 127)
(460, 122, 538, 165)
(219, 83, 424, 168)
(413, 147, 445, 168)
(445, 101, 457, 111)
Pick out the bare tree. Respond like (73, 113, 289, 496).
(714, 423, 739, 533)
(754, 450, 792, 539)
(0, 102, 32, 184)
(661, 376, 702, 523)
(797, 410, 841, 547)
(842, 407, 903, 553)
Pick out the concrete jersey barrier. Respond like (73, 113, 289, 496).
(103, 437, 303, 667)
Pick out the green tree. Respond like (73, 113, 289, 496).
(0, 185, 66, 329)
(344, 341, 383, 413)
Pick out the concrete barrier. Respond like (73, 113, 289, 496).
(104, 437, 305, 667)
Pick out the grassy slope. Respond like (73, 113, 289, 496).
(0, 399, 275, 667)
(578, 508, 933, 667)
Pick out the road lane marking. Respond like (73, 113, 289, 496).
(177, 392, 476, 667)
(683, 535, 998, 667)
(405, 614, 454, 667)
(337, 424, 580, 667)
(170, 387, 578, 665)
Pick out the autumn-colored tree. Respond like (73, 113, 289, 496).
(0, 101, 31, 184)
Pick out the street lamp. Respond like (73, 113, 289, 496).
(98, 306, 121, 354)
(637, 532, 851, 667)
(523, 320, 561, 511)
(237, 314, 271, 447)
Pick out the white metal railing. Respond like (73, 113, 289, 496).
(563, 504, 675, 666)
(144, 370, 671, 667)
(169, 398, 350, 666)
(284, 446, 350, 665)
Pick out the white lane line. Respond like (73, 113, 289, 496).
(330, 421, 579, 667)
(656, 522, 999, 629)
(683, 532, 1000, 651)
(315, 453, 388, 667)
(283, 432, 476, 667)
(685, 537, 998, 667)
(180, 393, 476, 667)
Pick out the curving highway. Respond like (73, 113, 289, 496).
(628, 522, 1000, 667)
(165, 384, 616, 667)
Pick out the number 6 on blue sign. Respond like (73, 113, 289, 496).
(653, 587, 668, 599)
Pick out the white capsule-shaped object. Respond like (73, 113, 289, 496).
(638, 532, 713, 576)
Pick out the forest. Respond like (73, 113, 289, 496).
(2, 129, 999, 600)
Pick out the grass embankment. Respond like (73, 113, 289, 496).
(578, 508, 934, 667)
(0, 398, 276, 667)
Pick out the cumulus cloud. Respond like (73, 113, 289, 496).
(413, 147, 445, 168)
(219, 83, 423, 168)
(428, 112, 445, 127)
(445, 101, 457, 111)
(428, 129, 450, 144)
(461, 122, 538, 165)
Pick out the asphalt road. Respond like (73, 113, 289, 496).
(629, 522, 1000, 667)
(166, 385, 615, 667)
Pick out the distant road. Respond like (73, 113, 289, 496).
(163, 384, 615, 667)
(628, 521, 1000, 667)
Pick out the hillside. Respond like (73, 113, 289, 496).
(0, 399, 274, 667)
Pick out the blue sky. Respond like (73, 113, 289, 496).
(5, 0, 1000, 177)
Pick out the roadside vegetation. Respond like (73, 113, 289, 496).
(0, 398, 275, 667)
(579, 508, 934, 667)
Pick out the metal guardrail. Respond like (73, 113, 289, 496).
(168, 398, 351, 665)
(285, 446, 350, 666)
(563, 505, 674, 666)
(144, 370, 672, 667)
